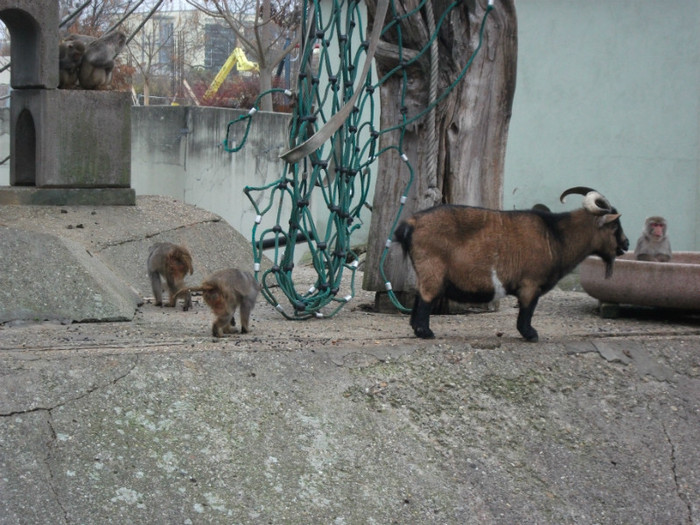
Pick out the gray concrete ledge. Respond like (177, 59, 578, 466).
(0, 227, 140, 323)
(0, 187, 136, 206)
(0, 195, 267, 324)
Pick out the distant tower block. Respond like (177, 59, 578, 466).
(0, 0, 134, 205)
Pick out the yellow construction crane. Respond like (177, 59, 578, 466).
(203, 47, 259, 101)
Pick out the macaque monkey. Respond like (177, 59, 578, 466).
(175, 268, 261, 337)
(147, 243, 194, 310)
(64, 34, 97, 46)
(58, 39, 87, 88)
(634, 216, 671, 262)
(77, 31, 127, 90)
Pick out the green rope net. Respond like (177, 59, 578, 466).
(223, 0, 494, 319)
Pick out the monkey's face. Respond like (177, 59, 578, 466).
(168, 260, 189, 280)
(649, 221, 665, 239)
(204, 290, 227, 314)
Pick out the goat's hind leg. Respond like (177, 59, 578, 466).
(411, 295, 435, 339)
(516, 296, 540, 342)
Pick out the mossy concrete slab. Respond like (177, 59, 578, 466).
(0, 227, 139, 323)
(0, 195, 269, 322)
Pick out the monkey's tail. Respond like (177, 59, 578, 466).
(172, 286, 206, 301)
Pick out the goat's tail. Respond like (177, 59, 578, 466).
(393, 220, 414, 255)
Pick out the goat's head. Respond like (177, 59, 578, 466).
(560, 187, 629, 277)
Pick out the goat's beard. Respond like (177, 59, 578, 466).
(604, 258, 614, 279)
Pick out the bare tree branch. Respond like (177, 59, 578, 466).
(125, 0, 165, 45)
(107, 0, 149, 34)
(60, 0, 92, 29)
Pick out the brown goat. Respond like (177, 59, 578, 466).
(393, 187, 629, 341)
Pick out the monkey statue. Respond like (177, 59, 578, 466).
(58, 39, 87, 89)
(175, 268, 261, 337)
(77, 31, 127, 90)
(634, 216, 671, 262)
(147, 242, 194, 310)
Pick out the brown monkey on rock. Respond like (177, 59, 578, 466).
(175, 268, 261, 337)
(147, 243, 194, 310)
(58, 38, 87, 88)
(76, 31, 127, 89)
(634, 216, 671, 262)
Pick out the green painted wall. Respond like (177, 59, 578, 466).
(504, 1, 700, 250)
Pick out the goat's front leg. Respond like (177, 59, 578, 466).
(516, 295, 540, 342)
(411, 295, 435, 339)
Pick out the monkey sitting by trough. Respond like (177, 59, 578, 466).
(147, 242, 194, 311)
(634, 216, 671, 262)
(174, 268, 261, 338)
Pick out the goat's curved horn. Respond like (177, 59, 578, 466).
(559, 186, 597, 203)
(582, 192, 613, 215)
(560, 186, 612, 215)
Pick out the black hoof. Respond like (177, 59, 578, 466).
(414, 327, 435, 339)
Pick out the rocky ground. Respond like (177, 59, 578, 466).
(3, 260, 698, 352)
(1, 198, 699, 524)
(2, 272, 700, 524)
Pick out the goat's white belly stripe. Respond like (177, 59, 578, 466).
(491, 269, 507, 300)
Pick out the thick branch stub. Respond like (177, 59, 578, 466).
(374, 41, 426, 71)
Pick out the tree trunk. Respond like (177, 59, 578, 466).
(257, 0, 274, 112)
(258, 66, 274, 112)
(363, 0, 517, 310)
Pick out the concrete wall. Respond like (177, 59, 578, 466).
(504, 0, 700, 250)
(130, 106, 376, 261)
(131, 106, 292, 248)
(0, 105, 376, 261)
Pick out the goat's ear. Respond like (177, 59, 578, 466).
(597, 213, 620, 227)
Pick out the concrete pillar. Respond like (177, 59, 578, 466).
(0, 0, 135, 205)
(10, 90, 132, 188)
(0, 0, 58, 89)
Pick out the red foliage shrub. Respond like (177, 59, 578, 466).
(192, 75, 292, 112)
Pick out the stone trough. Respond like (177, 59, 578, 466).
(580, 252, 700, 316)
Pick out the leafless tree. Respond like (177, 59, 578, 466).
(124, 6, 204, 105)
(124, 16, 170, 104)
(59, 0, 139, 35)
(185, 0, 301, 111)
